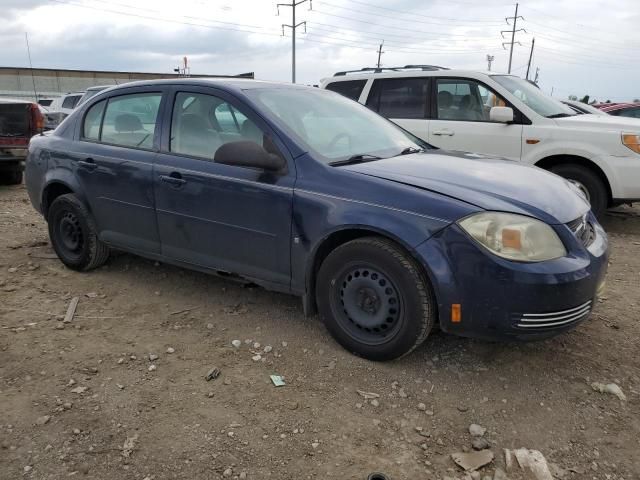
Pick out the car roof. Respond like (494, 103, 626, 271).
(597, 102, 639, 112)
(95, 78, 310, 94)
(0, 97, 36, 105)
(322, 69, 496, 83)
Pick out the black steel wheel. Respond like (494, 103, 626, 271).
(47, 193, 110, 271)
(316, 236, 435, 361)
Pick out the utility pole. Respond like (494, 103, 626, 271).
(501, 2, 525, 74)
(486, 54, 495, 72)
(277, 0, 311, 83)
(376, 41, 385, 69)
(525, 38, 535, 80)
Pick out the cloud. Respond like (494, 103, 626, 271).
(2, 0, 639, 101)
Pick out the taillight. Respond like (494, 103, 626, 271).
(30, 103, 45, 134)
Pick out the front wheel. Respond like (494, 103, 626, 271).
(47, 194, 110, 271)
(316, 237, 435, 361)
(551, 164, 608, 218)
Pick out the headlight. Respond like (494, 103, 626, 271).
(622, 133, 640, 154)
(458, 212, 566, 262)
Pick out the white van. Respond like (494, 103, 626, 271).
(321, 66, 640, 215)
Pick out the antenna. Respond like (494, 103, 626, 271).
(25, 32, 38, 102)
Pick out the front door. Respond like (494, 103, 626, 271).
(70, 89, 165, 253)
(428, 78, 523, 160)
(153, 88, 294, 287)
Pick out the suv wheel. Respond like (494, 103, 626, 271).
(551, 164, 607, 217)
(316, 237, 435, 361)
(47, 194, 110, 271)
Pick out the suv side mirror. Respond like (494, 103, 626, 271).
(490, 106, 514, 123)
(214, 141, 286, 172)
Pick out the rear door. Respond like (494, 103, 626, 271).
(364, 77, 430, 141)
(69, 87, 165, 253)
(153, 87, 294, 287)
(427, 78, 523, 160)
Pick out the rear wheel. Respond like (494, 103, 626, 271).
(316, 237, 435, 361)
(551, 163, 607, 218)
(47, 194, 109, 271)
(0, 170, 23, 185)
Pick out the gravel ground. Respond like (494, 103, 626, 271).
(1, 183, 639, 480)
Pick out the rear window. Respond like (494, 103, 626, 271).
(366, 78, 429, 119)
(325, 80, 367, 101)
(61, 95, 81, 109)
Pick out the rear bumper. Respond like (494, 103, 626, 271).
(0, 149, 25, 171)
(416, 216, 608, 341)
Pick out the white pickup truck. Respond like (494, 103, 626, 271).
(321, 66, 640, 216)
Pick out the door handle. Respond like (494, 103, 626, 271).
(78, 158, 98, 171)
(159, 172, 186, 186)
(432, 130, 455, 136)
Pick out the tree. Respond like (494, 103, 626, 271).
(634, 98, 640, 103)
(568, 95, 578, 101)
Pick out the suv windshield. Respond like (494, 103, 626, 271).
(492, 75, 576, 118)
(245, 87, 427, 163)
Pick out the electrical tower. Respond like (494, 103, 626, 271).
(277, 0, 311, 83)
(501, 2, 525, 74)
(486, 54, 495, 72)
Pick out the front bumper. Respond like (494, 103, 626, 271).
(416, 213, 608, 341)
(598, 153, 640, 200)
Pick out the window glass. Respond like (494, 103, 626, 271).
(246, 87, 428, 163)
(213, 103, 249, 133)
(615, 108, 640, 118)
(62, 95, 81, 109)
(325, 80, 366, 101)
(436, 79, 504, 121)
(170, 92, 265, 160)
(367, 78, 428, 119)
(101, 93, 161, 149)
(82, 100, 106, 141)
(491, 75, 575, 118)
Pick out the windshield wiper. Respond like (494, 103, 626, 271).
(329, 154, 383, 167)
(397, 146, 424, 156)
(546, 113, 574, 119)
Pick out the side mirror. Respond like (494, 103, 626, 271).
(214, 141, 286, 172)
(489, 106, 514, 123)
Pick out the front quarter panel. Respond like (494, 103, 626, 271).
(290, 154, 479, 294)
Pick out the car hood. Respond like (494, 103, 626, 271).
(343, 151, 590, 224)
(555, 113, 640, 130)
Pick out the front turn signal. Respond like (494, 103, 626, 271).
(622, 133, 640, 154)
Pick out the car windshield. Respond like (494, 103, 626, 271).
(492, 75, 576, 118)
(245, 87, 428, 163)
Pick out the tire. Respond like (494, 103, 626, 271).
(551, 164, 608, 218)
(0, 170, 22, 185)
(316, 236, 435, 361)
(47, 193, 110, 271)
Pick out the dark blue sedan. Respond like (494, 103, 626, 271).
(24, 79, 608, 360)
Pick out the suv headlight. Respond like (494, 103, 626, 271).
(622, 133, 640, 154)
(458, 212, 567, 262)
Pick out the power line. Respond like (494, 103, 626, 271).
(339, 0, 505, 24)
(318, 0, 504, 26)
(310, 9, 499, 37)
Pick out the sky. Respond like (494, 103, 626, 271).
(2, 0, 639, 102)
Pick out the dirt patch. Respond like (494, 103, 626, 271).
(1, 183, 639, 479)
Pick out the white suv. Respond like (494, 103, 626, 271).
(320, 66, 640, 215)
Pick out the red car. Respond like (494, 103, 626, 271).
(595, 102, 640, 119)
